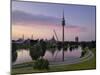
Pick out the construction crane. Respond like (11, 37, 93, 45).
(53, 29, 60, 61)
(53, 29, 59, 41)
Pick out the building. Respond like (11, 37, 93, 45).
(75, 36, 79, 42)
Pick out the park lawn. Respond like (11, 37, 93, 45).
(11, 48, 96, 75)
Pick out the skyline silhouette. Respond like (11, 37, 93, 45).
(12, 1, 96, 41)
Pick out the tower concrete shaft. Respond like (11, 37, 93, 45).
(62, 11, 65, 61)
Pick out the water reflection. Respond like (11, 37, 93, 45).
(13, 47, 82, 65)
(13, 50, 32, 65)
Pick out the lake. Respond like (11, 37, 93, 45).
(13, 47, 82, 65)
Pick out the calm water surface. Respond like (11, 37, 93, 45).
(13, 47, 82, 65)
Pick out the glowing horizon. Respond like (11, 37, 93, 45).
(12, 1, 96, 41)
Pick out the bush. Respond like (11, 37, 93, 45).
(80, 50, 86, 58)
(33, 58, 49, 70)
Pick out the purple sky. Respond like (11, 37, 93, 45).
(12, 1, 96, 41)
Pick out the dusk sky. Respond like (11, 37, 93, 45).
(12, 1, 96, 41)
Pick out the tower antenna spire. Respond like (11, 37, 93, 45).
(62, 9, 65, 26)
(63, 9, 64, 19)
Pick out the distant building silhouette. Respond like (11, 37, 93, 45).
(22, 34, 24, 40)
(31, 35, 33, 40)
(75, 36, 79, 42)
(13, 38, 24, 44)
(48, 35, 56, 45)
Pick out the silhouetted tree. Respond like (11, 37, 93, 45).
(12, 43, 17, 52)
(87, 41, 96, 49)
(29, 43, 42, 60)
(12, 43, 17, 63)
(69, 46, 73, 51)
(57, 42, 62, 51)
(12, 51, 17, 63)
(40, 39, 47, 57)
